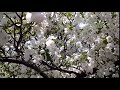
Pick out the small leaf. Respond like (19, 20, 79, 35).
(80, 52, 87, 60)
(67, 24, 73, 30)
(65, 12, 72, 18)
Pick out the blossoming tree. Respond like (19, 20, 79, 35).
(0, 12, 119, 78)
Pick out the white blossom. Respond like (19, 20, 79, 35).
(46, 39, 55, 48)
(0, 16, 7, 25)
(26, 12, 46, 24)
(106, 36, 113, 43)
(31, 12, 46, 24)
(40, 49, 45, 54)
(0, 29, 9, 46)
(24, 49, 35, 61)
(0, 12, 119, 78)
(112, 73, 119, 78)
(26, 12, 32, 22)
(74, 55, 80, 61)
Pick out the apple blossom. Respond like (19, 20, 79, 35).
(0, 12, 119, 78)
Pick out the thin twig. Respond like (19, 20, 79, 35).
(3, 13, 19, 28)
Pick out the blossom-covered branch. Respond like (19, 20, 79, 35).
(0, 57, 49, 78)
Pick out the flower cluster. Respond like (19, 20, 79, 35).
(0, 12, 119, 78)
(23, 12, 119, 78)
(0, 28, 9, 46)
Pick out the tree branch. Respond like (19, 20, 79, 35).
(0, 57, 49, 78)
(3, 13, 19, 28)
(16, 12, 23, 50)
(42, 48, 87, 78)
(41, 60, 87, 78)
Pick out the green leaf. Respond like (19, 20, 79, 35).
(61, 42, 64, 46)
(67, 24, 73, 30)
(25, 33, 31, 39)
(63, 60, 72, 67)
(65, 12, 73, 18)
(15, 29, 19, 33)
(111, 12, 117, 18)
(80, 52, 87, 60)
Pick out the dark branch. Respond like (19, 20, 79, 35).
(42, 48, 87, 78)
(0, 57, 49, 78)
(3, 13, 19, 28)
(15, 12, 21, 19)
(16, 12, 23, 49)
(41, 60, 87, 78)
